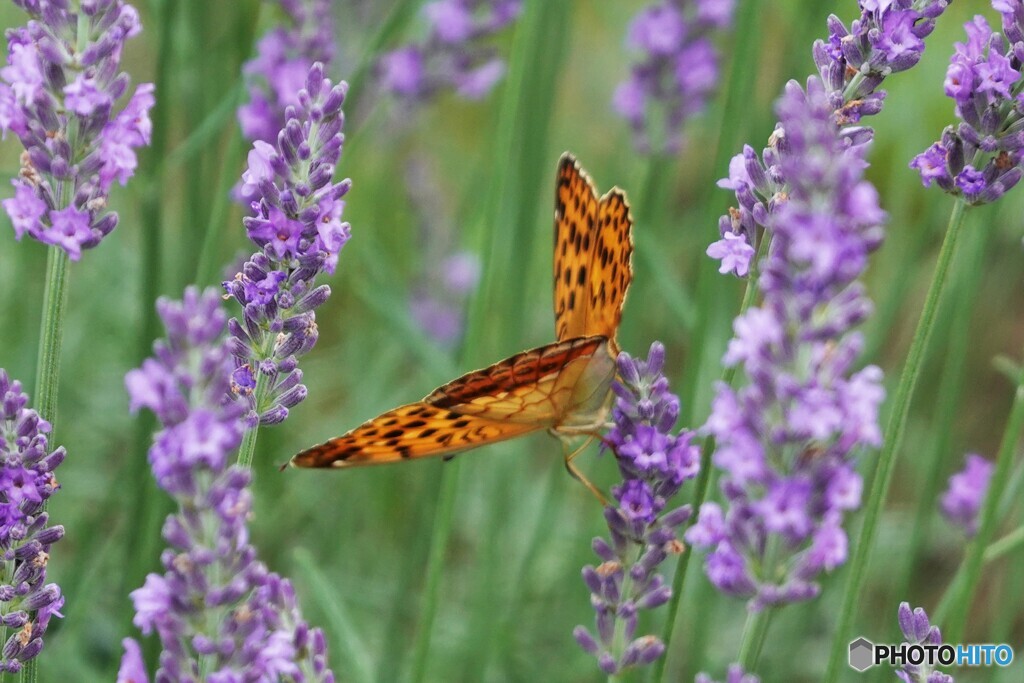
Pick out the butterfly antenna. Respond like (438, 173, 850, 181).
(561, 436, 607, 505)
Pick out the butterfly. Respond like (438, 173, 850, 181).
(289, 153, 633, 493)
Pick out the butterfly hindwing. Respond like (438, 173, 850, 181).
(426, 336, 606, 423)
(553, 153, 634, 354)
(290, 402, 540, 467)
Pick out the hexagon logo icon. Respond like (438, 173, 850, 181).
(848, 637, 874, 672)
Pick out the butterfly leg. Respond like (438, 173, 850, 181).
(559, 435, 607, 505)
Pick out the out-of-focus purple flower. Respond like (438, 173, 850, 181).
(687, 79, 886, 610)
(575, 343, 699, 676)
(939, 453, 993, 537)
(614, 0, 736, 153)
(895, 603, 955, 683)
(910, 4, 1024, 205)
(123, 287, 334, 682)
(379, 0, 523, 101)
(711, 0, 951, 276)
(695, 664, 761, 683)
(0, 370, 66, 673)
(116, 638, 147, 683)
(238, 0, 336, 144)
(410, 249, 481, 347)
(223, 62, 351, 428)
(0, 0, 153, 260)
(404, 160, 481, 347)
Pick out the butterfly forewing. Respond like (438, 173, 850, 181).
(554, 154, 600, 343)
(553, 153, 634, 354)
(292, 337, 610, 467)
(291, 403, 540, 467)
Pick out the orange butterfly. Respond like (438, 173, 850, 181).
(290, 154, 633, 493)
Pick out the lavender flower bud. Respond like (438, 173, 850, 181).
(894, 603, 954, 682)
(0, 369, 66, 671)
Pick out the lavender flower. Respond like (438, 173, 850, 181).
(123, 287, 334, 682)
(238, 0, 336, 145)
(938, 453, 993, 537)
(709, 0, 951, 276)
(695, 664, 761, 683)
(0, 0, 154, 260)
(574, 343, 700, 675)
(0, 370, 65, 673)
(379, 0, 522, 101)
(687, 78, 886, 609)
(896, 603, 954, 683)
(910, 3, 1024, 204)
(613, 0, 735, 154)
(223, 62, 350, 427)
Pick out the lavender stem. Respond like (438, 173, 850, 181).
(824, 198, 968, 682)
(736, 606, 774, 672)
(941, 354, 1024, 641)
(32, 249, 70, 433)
(236, 371, 270, 469)
(984, 524, 1024, 562)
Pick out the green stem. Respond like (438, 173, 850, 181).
(33, 248, 71, 426)
(633, 156, 697, 332)
(406, 1, 565, 680)
(236, 371, 271, 470)
(237, 422, 260, 471)
(823, 199, 967, 682)
(195, 129, 246, 287)
(941, 359, 1024, 642)
(604, 547, 646, 683)
(985, 524, 1024, 563)
(894, 219, 986, 605)
(737, 607, 775, 672)
(409, 461, 462, 683)
(20, 247, 69, 683)
(657, 231, 768, 682)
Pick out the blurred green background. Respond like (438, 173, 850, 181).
(0, 0, 1021, 681)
